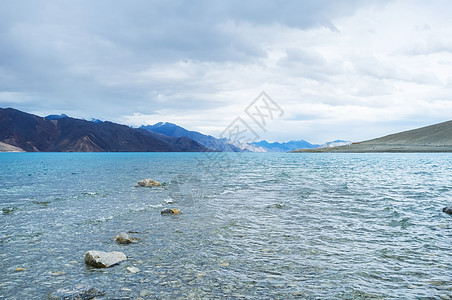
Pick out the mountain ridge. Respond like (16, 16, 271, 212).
(140, 122, 242, 152)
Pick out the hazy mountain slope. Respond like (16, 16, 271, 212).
(0, 108, 208, 152)
(253, 140, 319, 152)
(293, 120, 452, 153)
(140, 122, 241, 152)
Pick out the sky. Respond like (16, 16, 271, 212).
(1, 0, 452, 143)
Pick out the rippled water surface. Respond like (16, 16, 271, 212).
(1, 152, 452, 299)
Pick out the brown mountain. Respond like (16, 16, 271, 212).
(292, 120, 452, 153)
(0, 108, 209, 152)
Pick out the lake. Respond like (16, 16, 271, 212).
(1, 152, 451, 299)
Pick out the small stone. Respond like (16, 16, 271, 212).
(127, 266, 140, 273)
(121, 287, 132, 291)
(135, 179, 161, 188)
(15, 268, 25, 272)
(84, 250, 127, 268)
(50, 271, 65, 276)
(269, 203, 283, 208)
(114, 232, 139, 244)
(443, 206, 452, 215)
(49, 284, 104, 300)
(439, 294, 451, 300)
(219, 262, 230, 267)
(161, 208, 181, 215)
(139, 290, 149, 297)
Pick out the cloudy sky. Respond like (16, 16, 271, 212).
(1, 0, 452, 143)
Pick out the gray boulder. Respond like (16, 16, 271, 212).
(84, 250, 127, 268)
(49, 284, 104, 300)
(114, 232, 139, 244)
(443, 206, 452, 215)
(135, 179, 161, 187)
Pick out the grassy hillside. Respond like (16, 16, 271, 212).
(292, 120, 452, 153)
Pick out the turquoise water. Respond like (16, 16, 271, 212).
(1, 152, 452, 299)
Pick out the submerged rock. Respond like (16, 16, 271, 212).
(161, 208, 181, 215)
(135, 179, 161, 188)
(49, 284, 104, 300)
(114, 232, 139, 244)
(443, 206, 452, 215)
(84, 250, 127, 268)
(126, 266, 140, 273)
(266, 203, 283, 209)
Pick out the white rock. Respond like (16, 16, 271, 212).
(84, 250, 127, 268)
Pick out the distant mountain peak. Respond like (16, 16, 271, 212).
(90, 118, 103, 124)
(253, 139, 319, 152)
(45, 114, 68, 120)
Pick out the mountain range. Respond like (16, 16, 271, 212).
(0, 107, 351, 153)
(292, 120, 452, 152)
(0, 108, 208, 152)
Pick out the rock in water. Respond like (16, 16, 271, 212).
(84, 251, 127, 268)
(443, 206, 452, 215)
(114, 232, 139, 244)
(161, 208, 181, 215)
(49, 284, 104, 300)
(135, 179, 161, 187)
(127, 266, 140, 273)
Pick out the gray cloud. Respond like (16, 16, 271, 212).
(4, 0, 452, 144)
(1, 0, 375, 119)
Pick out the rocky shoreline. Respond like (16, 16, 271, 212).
(46, 178, 183, 300)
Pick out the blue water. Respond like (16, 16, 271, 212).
(1, 152, 452, 299)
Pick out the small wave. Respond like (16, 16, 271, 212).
(32, 200, 51, 206)
(219, 189, 234, 195)
(77, 191, 107, 198)
(84, 216, 114, 225)
(164, 197, 175, 204)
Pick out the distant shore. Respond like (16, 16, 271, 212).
(291, 144, 452, 153)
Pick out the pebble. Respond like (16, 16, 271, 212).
(127, 266, 140, 273)
(439, 294, 451, 300)
(15, 268, 25, 272)
(139, 290, 149, 297)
